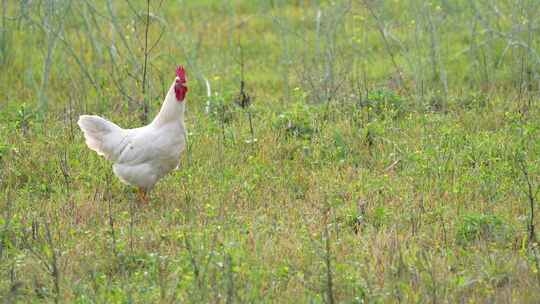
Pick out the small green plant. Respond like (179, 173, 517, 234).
(361, 88, 405, 118)
(273, 102, 316, 139)
(207, 93, 236, 125)
(0, 142, 11, 161)
(0, 102, 35, 134)
(372, 206, 390, 229)
(456, 213, 511, 245)
(321, 130, 350, 164)
(457, 92, 489, 110)
(15, 103, 34, 130)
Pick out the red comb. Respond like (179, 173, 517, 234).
(174, 65, 188, 101)
(176, 65, 186, 84)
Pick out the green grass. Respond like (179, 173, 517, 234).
(1, 0, 540, 302)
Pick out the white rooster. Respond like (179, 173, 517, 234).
(78, 66, 189, 203)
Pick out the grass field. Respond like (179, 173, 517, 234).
(1, 0, 540, 302)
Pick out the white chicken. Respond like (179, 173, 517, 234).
(78, 66, 189, 203)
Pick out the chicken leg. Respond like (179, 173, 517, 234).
(137, 187, 149, 204)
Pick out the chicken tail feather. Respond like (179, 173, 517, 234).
(78, 115, 124, 161)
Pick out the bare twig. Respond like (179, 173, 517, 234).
(36, 0, 73, 112)
(235, 43, 255, 143)
(43, 220, 60, 304)
(518, 157, 538, 245)
(225, 253, 235, 304)
(361, 0, 408, 94)
(323, 208, 335, 304)
(104, 173, 117, 256)
(184, 236, 203, 292)
(384, 159, 401, 172)
(141, 0, 151, 123)
(22, 217, 62, 304)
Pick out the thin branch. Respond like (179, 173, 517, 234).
(361, 0, 408, 93)
(519, 157, 538, 245)
(141, 0, 151, 123)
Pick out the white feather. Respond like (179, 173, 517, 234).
(77, 115, 127, 161)
(78, 78, 187, 191)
